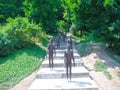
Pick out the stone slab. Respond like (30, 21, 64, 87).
(41, 59, 83, 68)
(29, 78, 98, 90)
(36, 67, 89, 79)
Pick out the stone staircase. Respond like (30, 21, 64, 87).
(29, 42, 98, 90)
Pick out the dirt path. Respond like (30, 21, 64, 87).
(76, 43, 120, 90)
(9, 43, 120, 90)
(9, 70, 37, 90)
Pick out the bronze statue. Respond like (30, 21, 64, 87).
(64, 47, 73, 81)
(67, 37, 75, 66)
(47, 39, 55, 68)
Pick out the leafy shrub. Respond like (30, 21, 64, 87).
(104, 71, 112, 80)
(0, 17, 42, 56)
(117, 71, 120, 78)
(94, 60, 107, 72)
(105, 20, 120, 55)
(0, 32, 11, 56)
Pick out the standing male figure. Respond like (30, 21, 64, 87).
(67, 37, 75, 66)
(48, 39, 55, 68)
(64, 47, 73, 81)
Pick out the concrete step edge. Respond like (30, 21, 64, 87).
(29, 78, 98, 90)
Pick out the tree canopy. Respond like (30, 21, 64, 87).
(0, 0, 120, 55)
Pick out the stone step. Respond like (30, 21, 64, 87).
(55, 53, 80, 57)
(55, 46, 67, 49)
(41, 59, 64, 67)
(46, 53, 81, 60)
(41, 59, 83, 68)
(36, 67, 89, 79)
(29, 42, 98, 90)
(50, 56, 80, 60)
(55, 49, 78, 53)
(29, 77, 98, 90)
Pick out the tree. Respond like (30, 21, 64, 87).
(0, 0, 24, 23)
(23, 0, 63, 33)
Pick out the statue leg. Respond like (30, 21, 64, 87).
(51, 52, 53, 68)
(49, 53, 51, 68)
(70, 62, 72, 81)
(49, 53, 53, 68)
(68, 60, 72, 81)
(72, 51, 75, 67)
(66, 61, 68, 80)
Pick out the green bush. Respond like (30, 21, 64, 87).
(117, 71, 120, 78)
(104, 71, 112, 80)
(94, 60, 107, 72)
(105, 20, 120, 55)
(0, 17, 42, 56)
(0, 32, 11, 56)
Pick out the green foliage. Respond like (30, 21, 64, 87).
(0, 17, 42, 56)
(0, 45, 46, 90)
(104, 71, 112, 80)
(104, 0, 114, 7)
(73, 31, 105, 44)
(0, 0, 24, 23)
(70, 22, 80, 35)
(105, 19, 120, 54)
(61, 0, 79, 33)
(117, 71, 120, 78)
(0, 31, 11, 56)
(57, 20, 68, 32)
(94, 60, 107, 72)
(23, 0, 63, 33)
(78, 43, 91, 57)
(0, 0, 120, 54)
(64, 0, 120, 54)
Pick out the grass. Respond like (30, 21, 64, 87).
(104, 71, 112, 80)
(94, 60, 107, 72)
(94, 60, 113, 80)
(117, 71, 120, 78)
(0, 44, 47, 90)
